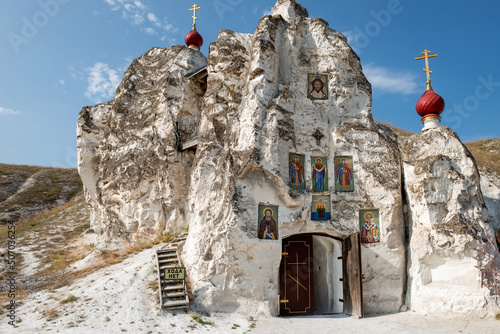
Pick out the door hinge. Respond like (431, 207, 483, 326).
(282, 252, 288, 256)
(280, 299, 289, 303)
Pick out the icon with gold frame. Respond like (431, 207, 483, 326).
(307, 73, 328, 100)
(359, 209, 380, 244)
(258, 204, 279, 240)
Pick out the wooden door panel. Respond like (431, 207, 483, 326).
(342, 232, 364, 318)
(280, 235, 314, 316)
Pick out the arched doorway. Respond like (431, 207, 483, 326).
(279, 233, 363, 317)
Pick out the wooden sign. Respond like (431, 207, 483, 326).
(165, 267, 185, 280)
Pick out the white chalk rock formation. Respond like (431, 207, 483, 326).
(77, 0, 497, 318)
(401, 127, 496, 318)
(77, 46, 207, 239)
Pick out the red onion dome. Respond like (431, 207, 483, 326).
(185, 29, 203, 49)
(416, 89, 445, 118)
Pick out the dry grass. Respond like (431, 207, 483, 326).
(7, 168, 82, 206)
(465, 139, 500, 175)
(0, 179, 181, 309)
(50, 251, 70, 271)
(42, 308, 59, 321)
(0, 198, 83, 246)
(33, 233, 179, 294)
(376, 120, 414, 138)
(0, 163, 42, 177)
(0, 290, 30, 307)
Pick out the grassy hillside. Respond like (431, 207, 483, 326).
(465, 139, 500, 175)
(0, 164, 83, 223)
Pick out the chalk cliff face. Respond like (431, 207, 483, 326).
(77, 47, 207, 239)
(77, 0, 496, 318)
(401, 128, 496, 318)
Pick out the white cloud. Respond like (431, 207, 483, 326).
(85, 62, 122, 104)
(342, 30, 365, 54)
(104, 0, 178, 37)
(0, 106, 20, 115)
(104, 0, 119, 11)
(69, 65, 85, 80)
(263, 7, 274, 16)
(143, 27, 157, 35)
(103, 0, 146, 25)
(160, 36, 177, 46)
(59, 79, 65, 86)
(147, 12, 160, 27)
(363, 63, 419, 95)
(164, 23, 178, 34)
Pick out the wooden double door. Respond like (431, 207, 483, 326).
(279, 233, 363, 317)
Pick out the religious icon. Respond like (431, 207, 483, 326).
(311, 156, 328, 192)
(311, 195, 331, 221)
(258, 205, 279, 240)
(307, 73, 328, 100)
(359, 209, 380, 244)
(289, 153, 305, 189)
(335, 156, 354, 192)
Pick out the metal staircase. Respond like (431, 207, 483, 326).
(156, 233, 190, 310)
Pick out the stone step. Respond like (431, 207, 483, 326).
(163, 305, 190, 311)
(162, 279, 185, 284)
(158, 262, 178, 268)
(164, 284, 185, 291)
(158, 252, 177, 258)
(159, 264, 180, 270)
(157, 249, 177, 254)
(163, 299, 189, 309)
(165, 291, 186, 298)
(156, 234, 190, 311)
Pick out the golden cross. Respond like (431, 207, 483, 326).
(415, 49, 438, 90)
(189, 4, 201, 30)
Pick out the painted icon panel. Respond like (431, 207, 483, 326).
(311, 156, 328, 192)
(289, 153, 306, 189)
(335, 156, 354, 192)
(258, 204, 279, 240)
(307, 73, 328, 100)
(311, 195, 331, 221)
(359, 209, 380, 244)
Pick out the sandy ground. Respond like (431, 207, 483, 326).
(2, 247, 498, 334)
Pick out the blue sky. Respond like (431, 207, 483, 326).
(0, 0, 499, 168)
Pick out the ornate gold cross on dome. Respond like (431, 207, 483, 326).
(415, 49, 438, 90)
(189, 4, 201, 30)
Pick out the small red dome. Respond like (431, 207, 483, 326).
(416, 89, 445, 118)
(185, 30, 203, 49)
